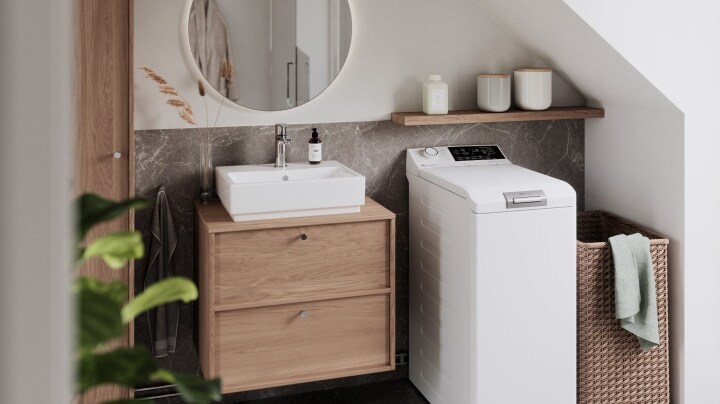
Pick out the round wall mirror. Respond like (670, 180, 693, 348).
(184, 0, 352, 111)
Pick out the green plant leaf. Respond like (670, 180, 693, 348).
(78, 193, 150, 239)
(78, 287, 123, 350)
(78, 347, 158, 393)
(75, 277, 128, 306)
(172, 374, 222, 404)
(151, 369, 222, 404)
(121, 277, 198, 324)
(81, 231, 144, 269)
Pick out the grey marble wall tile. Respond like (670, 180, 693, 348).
(134, 119, 584, 399)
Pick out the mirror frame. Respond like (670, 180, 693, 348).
(179, 0, 353, 112)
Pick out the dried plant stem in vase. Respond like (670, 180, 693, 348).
(140, 66, 226, 204)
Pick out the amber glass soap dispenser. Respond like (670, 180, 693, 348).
(308, 128, 322, 164)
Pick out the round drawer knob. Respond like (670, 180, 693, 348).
(299, 233, 308, 241)
(113, 151, 122, 159)
(299, 310, 308, 319)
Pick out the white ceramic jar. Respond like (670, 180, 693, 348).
(477, 73, 511, 112)
(513, 68, 552, 110)
(423, 75, 449, 115)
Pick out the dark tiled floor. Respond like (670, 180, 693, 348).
(143, 372, 421, 403)
(234, 380, 428, 404)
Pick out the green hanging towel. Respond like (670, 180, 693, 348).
(609, 233, 659, 350)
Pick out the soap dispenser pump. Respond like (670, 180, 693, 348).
(308, 128, 322, 165)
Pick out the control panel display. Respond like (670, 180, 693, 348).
(448, 145, 505, 161)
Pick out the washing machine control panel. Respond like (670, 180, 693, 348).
(448, 145, 505, 161)
(407, 145, 510, 175)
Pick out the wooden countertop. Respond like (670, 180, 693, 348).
(196, 197, 395, 233)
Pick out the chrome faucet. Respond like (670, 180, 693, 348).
(274, 123, 292, 168)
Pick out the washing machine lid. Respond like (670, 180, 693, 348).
(418, 164, 576, 213)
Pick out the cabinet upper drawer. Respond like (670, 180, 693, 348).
(214, 220, 391, 308)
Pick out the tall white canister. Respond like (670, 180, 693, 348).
(513, 68, 552, 110)
(477, 73, 511, 112)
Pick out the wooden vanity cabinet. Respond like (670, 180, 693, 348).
(196, 198, 396, 393)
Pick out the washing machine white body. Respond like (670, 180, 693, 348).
(407, 145, 576, 404)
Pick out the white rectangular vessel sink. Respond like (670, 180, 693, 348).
(216, 161, 366, 222)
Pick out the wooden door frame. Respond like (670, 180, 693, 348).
(128, 0, 136, 349)
(75, 0, 135, 401)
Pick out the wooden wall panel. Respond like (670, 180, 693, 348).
(75, 0, 133, 402)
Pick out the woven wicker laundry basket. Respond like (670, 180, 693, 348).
(576, 211, 670, 404)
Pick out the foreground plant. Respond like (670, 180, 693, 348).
(76, 193, 221, 403)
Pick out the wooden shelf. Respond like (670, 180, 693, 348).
(391, 106, 604, 126)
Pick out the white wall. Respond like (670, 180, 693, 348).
(561, 4, 720, 403)
(477, 0, 720, 402)
(0, 0, 73, 402)
(134, 0, 584, 130)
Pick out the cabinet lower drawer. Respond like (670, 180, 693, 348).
(214, 220, 390, 308)
(215, 294, 392, 392)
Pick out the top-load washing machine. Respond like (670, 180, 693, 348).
(407, 145, 576, 404)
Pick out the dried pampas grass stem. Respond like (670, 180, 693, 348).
(198, 79, 209, 128)
(140, 66, 225, 142)
(140, 65, 228, 203)
(139, 67, 196, 126)
(220, 60, 234, 83)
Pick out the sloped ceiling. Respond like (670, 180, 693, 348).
(474, 0, 678, 112)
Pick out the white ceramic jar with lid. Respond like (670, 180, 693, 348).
(423, 75, 448, 115)
(513, 67, 552, 110)
(477, 73, 511, 112)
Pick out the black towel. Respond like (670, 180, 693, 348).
(144, 187, 179, 358)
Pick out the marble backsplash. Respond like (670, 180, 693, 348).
(134, 119, 584, 401)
